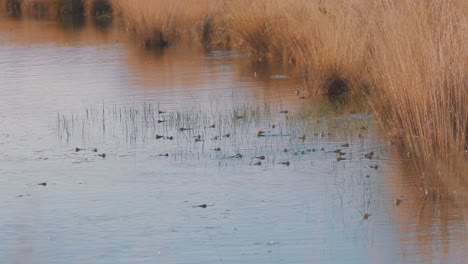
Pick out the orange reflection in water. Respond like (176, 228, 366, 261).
(0, 12, 118, 45)
(383, 147, 467, 263)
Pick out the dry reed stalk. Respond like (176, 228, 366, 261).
(225, 0, 296, 60)
(112, 0, 223, 48)
(226, 0, 371, 97)
(367, 0, 468, 193)
(287, 0, 370, 96)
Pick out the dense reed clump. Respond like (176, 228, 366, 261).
(224, 0, 296, 61)
(2, 0, 21, 16)
(366, 0, 468, 193)
(285, 0, 370, 96)
(1, 0, 112, 18)
(111, 0, 225, 48)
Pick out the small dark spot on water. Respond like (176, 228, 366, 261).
(37, 182, 47, 186)
(265, 241, 280, 246)
(393, 199, 402, 206)
(364, 151, 374, 159)
(229, 153, 243, 159)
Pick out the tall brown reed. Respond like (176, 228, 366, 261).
(112, 0, 224, 48)
(287, 0, 370, 96)
(367, 0, 467, 194)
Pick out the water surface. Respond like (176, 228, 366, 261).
(0, 15, 466, 264)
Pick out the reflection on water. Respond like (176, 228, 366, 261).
(0, 14, 466, 264)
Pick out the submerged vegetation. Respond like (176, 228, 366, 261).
(1, 0, 466, 195)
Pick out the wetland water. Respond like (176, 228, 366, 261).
(0, 16, 466, 264)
